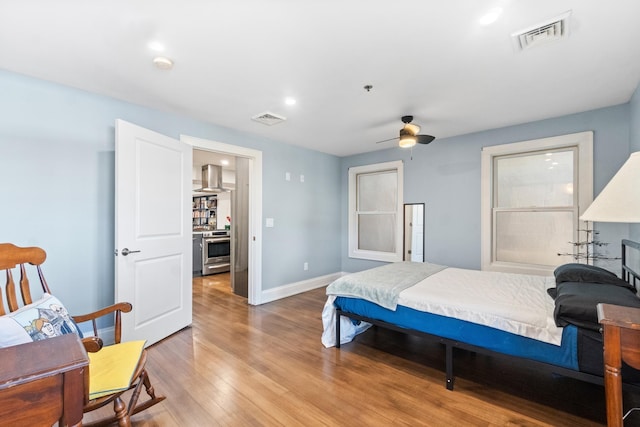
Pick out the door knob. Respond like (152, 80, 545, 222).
(121, 248, 141, 256)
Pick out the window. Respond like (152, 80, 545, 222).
(349, 161, 403, 262)
(481, 132, 593, 275)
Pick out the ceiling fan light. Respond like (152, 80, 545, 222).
(404, 123, 420, 136)
(399, 135, 417, 148)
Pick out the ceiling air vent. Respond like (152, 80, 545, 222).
(511, 10, 571, 51)
(251, 111, 286, 126)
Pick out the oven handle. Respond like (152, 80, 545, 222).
(204, 237, 231, 243)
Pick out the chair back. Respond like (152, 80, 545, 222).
(0, 243, 51, 315)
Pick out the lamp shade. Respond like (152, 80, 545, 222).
(580, 151, 640, 223)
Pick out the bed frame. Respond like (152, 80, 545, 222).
(622, 239, 640, 290)
(335, 239, 640, 392)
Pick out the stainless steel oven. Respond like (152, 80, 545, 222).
(202, 230, 231, 275)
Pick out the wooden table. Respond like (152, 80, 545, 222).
(597, 303, 640, 427)
(0, 333, 89, 427)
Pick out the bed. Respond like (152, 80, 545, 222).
(322, 239, 640, 391)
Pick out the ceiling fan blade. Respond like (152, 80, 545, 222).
(416, 134, 436, 144)
(375, 137, 399, 144)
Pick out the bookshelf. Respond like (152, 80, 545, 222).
(193, 195, 217, 230)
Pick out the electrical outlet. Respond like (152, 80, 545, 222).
(303, 262, 308, 271)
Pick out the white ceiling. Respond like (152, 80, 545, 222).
(2, 1, 639, 157)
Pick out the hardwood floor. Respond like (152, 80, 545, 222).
(84, 274, 640, 426)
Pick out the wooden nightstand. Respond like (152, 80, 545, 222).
(597, 303, 640, 427)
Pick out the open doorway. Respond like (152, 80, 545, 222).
(192, 149, 236, 292)
(191, 150, 250, 298)
(182, 135, 263, 305)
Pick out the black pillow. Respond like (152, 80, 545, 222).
(553, 281, 640, 331)
(554, 263, 634, 290)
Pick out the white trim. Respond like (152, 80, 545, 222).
(481, 131, 593, 275)
(260, 272, 344, 304)
(181, 135, 264, 305)
(348, 160, 404, 262)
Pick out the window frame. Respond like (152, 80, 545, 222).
(480, 131, 593, 275)
(348, 160, 404, 262)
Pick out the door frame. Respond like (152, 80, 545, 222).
(181, 135, 263, 305)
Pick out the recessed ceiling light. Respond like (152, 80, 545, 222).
(285, 97, 296, 106)
(148, 41, 165, 52)
(479, 8, 502, 26)
(153, 56, 174, 70)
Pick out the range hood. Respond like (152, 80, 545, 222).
(197, 164, 227, 193)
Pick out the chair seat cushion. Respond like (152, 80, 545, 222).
(88, 340, 146, 399)
(0, 293, 82, 347)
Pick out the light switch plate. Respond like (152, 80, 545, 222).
(266, 218, 274, 227)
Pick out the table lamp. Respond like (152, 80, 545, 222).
(580, 151, 640, 223)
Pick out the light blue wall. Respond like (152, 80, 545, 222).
(262, 144, 342, 283)
(340, 104, 632, 273)
(631, 85, 640, 153)
(0, 70, 342, 315)
(2, 68, 638, 313)
(630, 84, 640, 241)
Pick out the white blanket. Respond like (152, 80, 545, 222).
(322, 267, 561, 348)
(321, 295, 373, 347)
(325, 262, 446, 310)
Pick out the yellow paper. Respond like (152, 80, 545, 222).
(88, 340, 146, 400)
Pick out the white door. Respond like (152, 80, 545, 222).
(115, 119, 192, 346)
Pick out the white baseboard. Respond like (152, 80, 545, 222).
(259, 272, 345, 304)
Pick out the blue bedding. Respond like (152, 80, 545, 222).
(334, 296, 579, 370)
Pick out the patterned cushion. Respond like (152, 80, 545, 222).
(0, 293, 82, 347)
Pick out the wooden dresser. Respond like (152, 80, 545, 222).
(0, 333, 89, 427)
(597, 303, 640, 427)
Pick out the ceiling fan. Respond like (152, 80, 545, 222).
(376, 115, 436, 148)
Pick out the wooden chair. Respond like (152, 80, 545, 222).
(0, 243, 166, 426)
